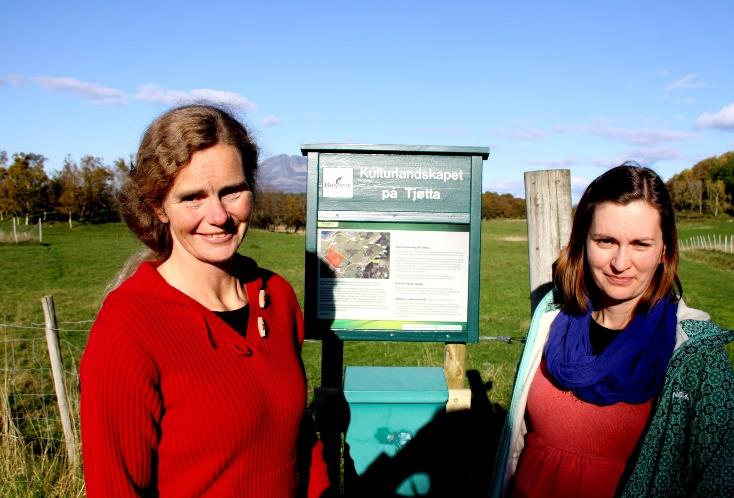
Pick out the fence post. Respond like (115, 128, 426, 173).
(38, 218, 42, 244)
(524, 170, 572, 314)
(444, 343, 467, 389)
(13, 216, 18, 243)
(41, 295, 78, 466)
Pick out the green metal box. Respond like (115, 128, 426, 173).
(343, 366, 448, 496)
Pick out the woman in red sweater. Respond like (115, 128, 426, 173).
(81, 104, 329, 497)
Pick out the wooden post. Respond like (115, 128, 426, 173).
(317, 335, 344, 493)
(38, 218, 42, 243)
(444, 343, 466, 389)
(444, 343, 470, 411)
(524, 170, 572, 314)
(68, 211, 73, 230)
(41, 295, 78, 466)
(12, 216, 18, 243)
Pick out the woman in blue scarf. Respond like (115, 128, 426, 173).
(492, 164, 733, 498)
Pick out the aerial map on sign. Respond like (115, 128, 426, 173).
(320, 231, 390, 279)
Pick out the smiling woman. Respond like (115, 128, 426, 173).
(79, 104, 329, 498)
(492, 164, 734, 498)
(154, 144, 255, 306)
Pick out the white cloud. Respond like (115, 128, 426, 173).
(415, 126, 468, 136)
(524, 157, 579, 168)
(135, 84, 256, 112)
(505, 128, 546, 141)
(35, 76, 129, 104)
(694, 103, 734, 130)
(570, 175, 593, 200)
(484, 178, 525, 197)
(674, 96, 698, 105)
(2, 73, 29, 86)
(2, 74, 257, 112)
(555, 120, 693, 146)
(592, 147, 680, 169)
(664, 73, 705, 93)
(261, 115, 281, 127)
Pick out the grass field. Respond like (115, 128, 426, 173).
(1, 217, 732, 496)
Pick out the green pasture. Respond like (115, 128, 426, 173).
(1, 216, 732, 496)
(1, 217, 732, 409)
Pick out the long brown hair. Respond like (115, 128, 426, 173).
(120, 104, 258, 259)
(554, 163, 682, 315)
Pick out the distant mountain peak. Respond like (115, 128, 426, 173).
(258, 154, 307, 193)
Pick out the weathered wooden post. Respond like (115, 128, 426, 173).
(12, 216, 18, 243)
(444, 343, 466, 389)
(38, 218, 43, 243)
(524, 170, 572, 314)
(42, 295, 78, 466)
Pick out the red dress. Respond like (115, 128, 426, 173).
(511, 362, 653, 498)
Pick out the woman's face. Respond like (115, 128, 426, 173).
(157, 144, 253, 268)
(585, 200, 664, 311)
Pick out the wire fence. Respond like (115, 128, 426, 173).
(0, 217, 44, 244)
(1, 322, 86, 451)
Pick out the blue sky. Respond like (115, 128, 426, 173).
(2, 0, 734, 200)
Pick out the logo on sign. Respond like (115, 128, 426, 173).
(322, 168, 354, 198)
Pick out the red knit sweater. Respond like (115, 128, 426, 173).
(80, 258, 329, 497)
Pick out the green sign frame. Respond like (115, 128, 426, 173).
(302, 144, 489, 343)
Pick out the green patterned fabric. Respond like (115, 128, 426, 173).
(621, 319, 734, 497)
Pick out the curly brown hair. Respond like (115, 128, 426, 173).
(554, 163, 682, 315)
(120, 104, 258, 258)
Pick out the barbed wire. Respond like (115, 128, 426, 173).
(1, 322, 92, 332)
(1, 334, 80, 446)
(32, 319, 95, 325)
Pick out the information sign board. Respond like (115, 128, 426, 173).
(303, 144, 488, 343)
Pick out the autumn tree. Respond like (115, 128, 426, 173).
(282, 193, 306, 231)
(667, 150, 734, 216)
(53, 156, 84, 222)
(251, 192, 307, 231)
(78, 155, 116, 221)
(705, 178, 730, 216)
(481, 191, 526, 218)
(0, 166, 8, 220)
(3, 152, 51, 218)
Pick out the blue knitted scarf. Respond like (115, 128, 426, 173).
(544, 297, 678, 406)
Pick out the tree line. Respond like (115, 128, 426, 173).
(6, 147, 728, 230)
(0, 150, 309, 230)
(0, 149, 529, 229)
(665, 151, 734, 217)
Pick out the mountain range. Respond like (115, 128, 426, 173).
(257, 154, 307, 193)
